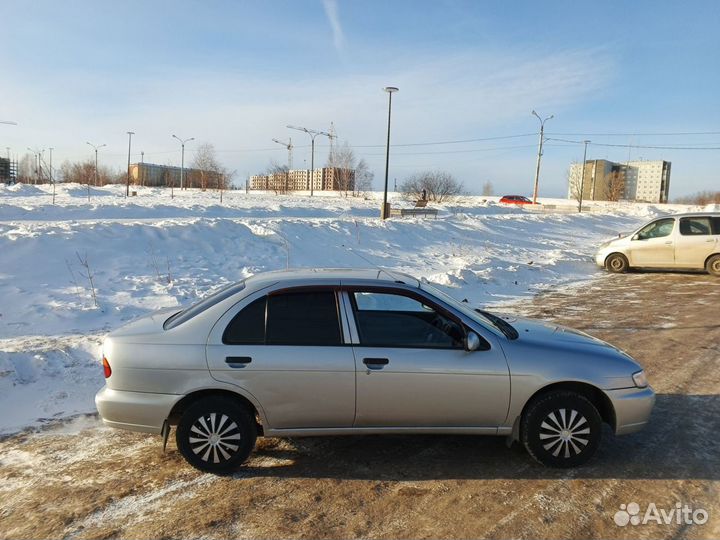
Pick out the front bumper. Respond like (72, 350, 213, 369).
(606, 386, 656, 435)
(595, 249, 609, 268)
(95, 386, 182, 434)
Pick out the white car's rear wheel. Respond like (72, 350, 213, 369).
(176, 396, 256, 473)
(706, 254, 720, 276)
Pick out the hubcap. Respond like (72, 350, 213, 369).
(611, 258, 623, 270)
(539, 408, 590, 458)
(189, 413, 241, 463)
(712, 260, 720, 272)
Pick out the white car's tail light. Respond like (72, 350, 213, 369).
(103, 356, 112, 378)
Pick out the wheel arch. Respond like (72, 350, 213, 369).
(517, 381, 616, 435)
(167, 388, 264, 435)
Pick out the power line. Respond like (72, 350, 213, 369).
(547, 131, 720, 137)
(546, 137, 720, 150)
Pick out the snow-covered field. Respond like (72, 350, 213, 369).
(0, 183, 708, 434)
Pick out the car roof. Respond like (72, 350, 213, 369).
(244, 267, 421, 288)
(648, 212, 720, 219)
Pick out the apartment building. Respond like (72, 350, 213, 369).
(251, 167, 355, 192)
(567, 159, 671, 203)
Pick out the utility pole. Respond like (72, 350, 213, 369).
(172, 135, 194, 190)
(381, 86, 399, 219)
(287, 125, 333, 196)
(140, 151, 145, 187)
(126, 131, 134, 197)
(272, 138, 294, 193)
(531, 110, 554, 204)
(86, 142, 106, 187)
(49, 147, 55, 205)
(578, 140, 590, 213)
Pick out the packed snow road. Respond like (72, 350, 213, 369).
(1, 271, 718, 539)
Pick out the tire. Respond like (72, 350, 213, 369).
(176, 396, 256, 473)
(521, 391, 602, 468)
(706, 254, 720, 277)
(605, 253, 629, 273)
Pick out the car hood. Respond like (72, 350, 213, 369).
(107, 307, 181, 338)
(497, 314, 618, 350)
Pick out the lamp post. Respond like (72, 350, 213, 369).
(381, 86, 399, 220)
(531, 110, 553, 204)
(172, 135, 194, 190)
(287, 125, 332, 196)
(578, 140, 590, 213)
(27, 147, 44, 184)
(126, 131, 134, 197)
(86, 142, 106, 187)
(49, 147, 55, 205)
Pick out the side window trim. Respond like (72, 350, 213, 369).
(339, 291, 359, 345)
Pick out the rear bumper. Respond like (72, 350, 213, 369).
(606, 386, 655, 435)
(95, 386, 181, 434)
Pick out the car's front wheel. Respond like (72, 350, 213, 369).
(521, 391, 602, 468)
(176, 396, 257, 473)
(605, 253, 629, 273)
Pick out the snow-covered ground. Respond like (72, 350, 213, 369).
(0, 182, 709, 434)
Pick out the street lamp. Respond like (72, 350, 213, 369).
(27, 147, 44, 185)
(531, 110, 553, 204)
(286, 125, 333, 196)
(172, 134, 194, 190)
(126, 131, 135, 197)
(86, 142, 106, 186)
(381, 86, 399, 220)
(578, 140, 590, 213)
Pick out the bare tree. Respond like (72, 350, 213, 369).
(353, 158, 373, 197)
(567, 166, 584, 211)
(481, 180, 494, 196)
(266, 161, 291, 195)
(400, 170, 464, 202)
(326, 141, 356, 196)
(605, 170, 625, 202)
(192, 143, 222, 191)
(674, 191, 720, 205)
(59, 159, 115, 186)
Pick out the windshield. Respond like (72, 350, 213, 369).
(164, 281, 246, 330)
(419, 282, 518, 339)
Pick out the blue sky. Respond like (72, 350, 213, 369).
(1, 0, 719, 197)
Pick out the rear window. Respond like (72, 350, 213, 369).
(164, 281, 246, 330)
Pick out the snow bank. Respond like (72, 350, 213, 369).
(0, 184, 705, 434)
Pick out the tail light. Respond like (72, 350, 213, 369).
(102, 356, 112, 378)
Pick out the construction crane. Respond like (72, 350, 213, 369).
(272, 137, 293, 170)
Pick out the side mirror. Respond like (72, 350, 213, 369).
(466, 331, 481, 352)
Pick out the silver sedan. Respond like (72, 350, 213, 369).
(96, 268, 654, 472)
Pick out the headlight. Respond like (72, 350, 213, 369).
(632, 370, 648, 388)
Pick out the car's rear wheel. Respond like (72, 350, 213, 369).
(706, 254, 720, 277)
(605, 253, 629, 273)
(176, 396, 256, 473)
(521, 391, 602, 468)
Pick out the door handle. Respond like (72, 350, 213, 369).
(706, 239, 715, 242)
(664, 241, 672, 244)
(363, 357, 389, 369)
(225, 356, 252, 367)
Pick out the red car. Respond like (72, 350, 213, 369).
(499, 195, 539, 205)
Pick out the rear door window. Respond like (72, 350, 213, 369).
(711, 217, 720, 235)
(679, 217, 712, 236)
(266, 291, 342, 346)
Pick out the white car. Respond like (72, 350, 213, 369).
(596, 213, 720, 275)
